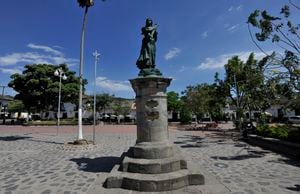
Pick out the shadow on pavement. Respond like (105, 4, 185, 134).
(268, 157, 300, 167)
(211, 153, 264, 161)
(70, 156, 120, 173)
(175, 135, 208, 148)
(26, 139, 64, 145)
(286, 184, 300, 192)
(0, 135, 32, 141)
(204, 131, 233, 139)
(181, 144, 209, 148)
(176, 134, 231, 148)
(176, 135, 205, 142)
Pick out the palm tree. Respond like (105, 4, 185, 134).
(77, 0, 94, 142)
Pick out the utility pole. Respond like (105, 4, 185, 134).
(54, 69, 67, 136)
(0, 85, 7, 124)
(233, 74, 242, 132)
(92, 50, 100, 145)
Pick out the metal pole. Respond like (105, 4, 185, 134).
(0, 86, 7, 124)
(233, 74, 241, 132)
(57, 71, 62, 136)
(92, 50, 100, 144)
(78, 7, 89, 141)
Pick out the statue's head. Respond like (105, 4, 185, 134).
(145, 18, 153, 27)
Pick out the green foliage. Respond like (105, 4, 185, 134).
(218, 53, 270, 128)
(95, 93, 114, 113)
(7, 100, 25, 113)
(8, 64, 86, 113)
(256, 124, 300, 143)
(181, 82, 225, 121)
(256, 125, 288, 139)
(247, 3, 300, 91)
(167, 91, 182, 112)
(112, 99, 131, 116)
(180, 106, 192, 124)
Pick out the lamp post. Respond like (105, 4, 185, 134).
(54, 68, 67, 135)
(92, 50, 100, 144)
(0, 86, 7, 124)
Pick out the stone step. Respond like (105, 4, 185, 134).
(105, 167, 205, 192)
(121, 155, 187, 174)
(128, 142, 176, 159)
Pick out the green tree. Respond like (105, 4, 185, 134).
(179, 106, 192, 124)
(96, 93, 114, 114)
(8, 64, 86, 114)
(248, 2, 300, 91)
(219, 53, 269, 129)
(7, 100, 25, 113)
(181, 83, 225, 122)
(112, 99, 131, 116)
(167, 91, 182, 112)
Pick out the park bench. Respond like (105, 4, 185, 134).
(185, 122, 221, 131)
(204, 122, 219, 130)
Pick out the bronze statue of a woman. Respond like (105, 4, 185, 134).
(136, 18, 159, 72)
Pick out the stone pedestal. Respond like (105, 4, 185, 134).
(104, 76, 205, 192)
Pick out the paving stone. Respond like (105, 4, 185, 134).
(41, 190, 51, 194)
(0, 128, 299, 193)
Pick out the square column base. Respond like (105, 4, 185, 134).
(104, 144, 205, 192)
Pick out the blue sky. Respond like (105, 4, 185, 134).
(0, 0, 298, 98)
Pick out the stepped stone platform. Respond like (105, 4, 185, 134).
(104, 142, 204, 192)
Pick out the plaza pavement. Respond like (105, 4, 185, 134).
(0, 124, 299, 194)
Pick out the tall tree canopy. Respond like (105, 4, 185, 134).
(95, 93, 114, 114)
(167, 91, 182, 112)
(248, 2, 300, 91)
(218, 53, 272, 128)
(8, 64, 87, 113)
(181, 82, 225, 121)
(112, 98, 131, 116)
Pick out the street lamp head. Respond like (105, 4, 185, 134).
(62, 74, 68, 80)
(92, 50, 100, 58)
(54, 70, 59, 76)
(78, 0, 94, 8)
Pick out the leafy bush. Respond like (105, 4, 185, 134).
(180, 107, 192, 124)
(256, 125, 288, 139)
(256, 125, 300, 143)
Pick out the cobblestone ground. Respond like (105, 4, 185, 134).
(0, 125, 299, 194)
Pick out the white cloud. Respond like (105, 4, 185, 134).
(96, 76, 132, 92)
(197, 51, 267, 70)
(236, 5, 243, 11)
(0, 44, 78, 67)
(0, 67, 22, 75)
(179, 66, 185, 72)
(164, 48, 181, 60)
(27, 43, 63, 56)
(228, 6, 234, 12)
(53, 45, 64, 50)
(201, 31, 208, 39)
(228, 5, 243, 12)
(227, 24, 240, 32)
(0, 52, 48, 66)
(0, 52, 78, 66)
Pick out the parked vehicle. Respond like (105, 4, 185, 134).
(241, 121, 256, 138)
(287, 116, 300, 124)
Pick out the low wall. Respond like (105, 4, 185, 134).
(247, 134, 300, 158)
